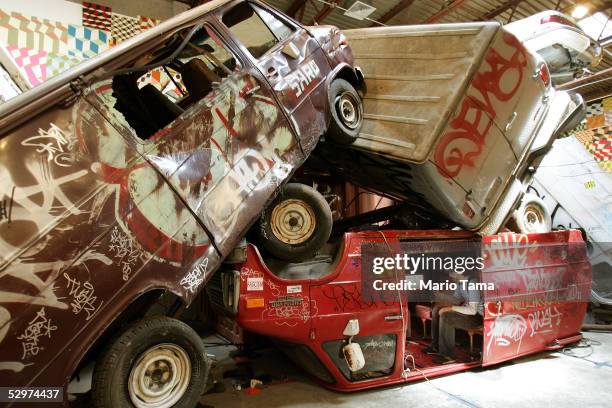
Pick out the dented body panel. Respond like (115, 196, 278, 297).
(0, 0, 358, 393)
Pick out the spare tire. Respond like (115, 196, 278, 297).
(258, 183, 332, 261)
(327, 78, 363, 144)
(512, 193, 552, 233)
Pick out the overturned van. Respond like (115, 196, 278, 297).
(312, 22, 585, 234)
(0, 0, 363, 406)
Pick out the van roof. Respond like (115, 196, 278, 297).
(0, 0, 234, 130)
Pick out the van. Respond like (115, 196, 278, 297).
(0, 0, 363, 406)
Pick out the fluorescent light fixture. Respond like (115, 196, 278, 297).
(344, 1, 376, 20)
(572, 5, 589, 19)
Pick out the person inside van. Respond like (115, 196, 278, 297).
(425, 270, 484, 364)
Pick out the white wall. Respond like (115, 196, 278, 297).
(0, 0, 82, 24)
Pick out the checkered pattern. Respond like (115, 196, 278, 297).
(0, 10, 68, 54)
(46, 53, 82, 78)
(587, 102, 603, 117)
(587, 114, 605, 130)
(110, 13, 139, 44)
(588, 127, 612, 162)
(602, 96, 612, 112)
(67, 24, 109, 59)
(138, 15, 160, 31)
(137, 67, 183, 98)
(82, 1, 112, 31)
(574, 128, 593, 147)
(6, 45, 46, 86)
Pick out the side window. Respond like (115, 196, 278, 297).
(104, 24, 241, 141)
(256, 6, 293, 41)
(222, 2, 295, 59)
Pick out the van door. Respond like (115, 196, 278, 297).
(481, 231, 591, 366)
(220, 1, 332, 144)
(309, 233, 405, 383)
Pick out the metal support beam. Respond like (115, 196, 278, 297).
(310, 0, 339, 25)
(557, 67, 612, 91)
(287, 0, 307, 17)
(479, 0, 524, 21)
(424, 0, 468, 23)
(372, 0, 415, 26)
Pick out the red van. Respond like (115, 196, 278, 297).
(209, 229, 591, 390)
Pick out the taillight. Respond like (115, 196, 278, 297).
(541, 14, 579, 29)
(538, 63, 550, 87)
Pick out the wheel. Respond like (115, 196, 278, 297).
(91, 316, 208, 408)
(327, 78, 363, 144)
(258, 183, 332, 261)
(512, 193, 552, 233)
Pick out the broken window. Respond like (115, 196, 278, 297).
(222, 2, 295, 59)
(108, 24, 242, 140)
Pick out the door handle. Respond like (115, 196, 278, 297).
(267, 67, 278, 78)
(384, 314, 403, 321)
(505, 111, 518, 132)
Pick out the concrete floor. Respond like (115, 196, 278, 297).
(200, 332, 612, 408)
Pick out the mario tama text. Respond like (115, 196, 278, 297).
(360, 240, 491, 301)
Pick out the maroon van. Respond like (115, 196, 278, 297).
(0, 0, 363, 406)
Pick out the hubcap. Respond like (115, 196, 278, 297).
(336, 92, 361, 129)
(128, 344, 191, 408)
(523, 203, 546, 233)
(270, 199, 316, 245)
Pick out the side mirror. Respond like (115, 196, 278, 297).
(281, 42, 300, 59)
(343, 319, 360, 336)
(342, 342, 365, 372)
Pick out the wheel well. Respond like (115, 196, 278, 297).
(70, 289, 183, 377)
(335, 66, 364, 92)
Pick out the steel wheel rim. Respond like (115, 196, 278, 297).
(270, 199, 316, 245)
(128, 343, 191, 408)
(523, 203, 546, 233)
(336, 91, 361, 129)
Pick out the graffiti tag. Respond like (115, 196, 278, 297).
(181, 258, 208, 293)
(434, 34, 527, 177)
(17, 308, 57, 360)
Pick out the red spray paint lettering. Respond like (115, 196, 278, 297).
(434, 33, 527, 178)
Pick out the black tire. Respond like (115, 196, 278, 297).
(258, 183, 332, 261)
(327, 78, 363, 144)
(91, 316, 209, 408)
(512, 193, 552, 233)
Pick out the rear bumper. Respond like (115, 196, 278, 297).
(479, 90, 585, 235)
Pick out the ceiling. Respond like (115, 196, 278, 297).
(262, 0, 612, 101)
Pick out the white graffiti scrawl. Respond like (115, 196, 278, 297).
(528, 306, 562, 336)
(108, 226, 143, 281)
(180, 258, 208, 293)
(63, 273, 104, 321)
(16, 308, 57, 360)
(21, 123, 74, 168)
(486, 314, 527, 355)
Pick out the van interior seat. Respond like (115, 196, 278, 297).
(139, 84, 184, 130)
(180, 58, 218, 101)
